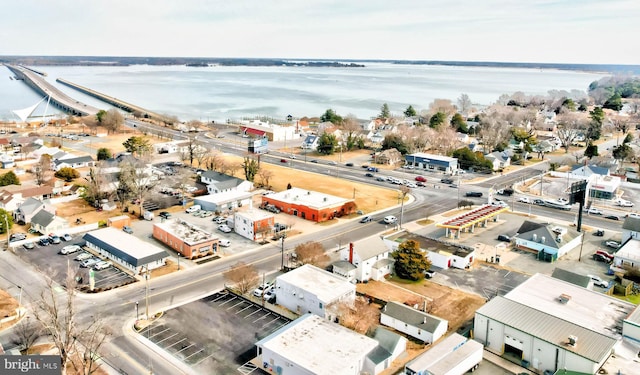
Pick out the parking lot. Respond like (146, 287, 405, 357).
(14, 233, 136, 291)
(138, 290, 291, 374)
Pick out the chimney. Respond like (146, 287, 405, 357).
(568, 335, 578, 347)
(349, 243, 354, 264)
(541, 236, 545, 243)
(423, 317, 427, 324)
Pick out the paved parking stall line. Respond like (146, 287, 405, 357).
(210, 293, 229, 303)
(244, 308, 264, 319)
(175, 343, 195, 355)
(252, 311, 272, 324)
(237, 304, 255, 315)
(155, 332, 180, 345)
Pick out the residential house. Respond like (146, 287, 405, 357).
(233, 209, 275, 241)
(375, 148, 402, 166)
(622, 216, 640, 243)
(30, 210, 69, 234)
(380, 301, 448, 344)
(274, 264, 355, 320)
(334, 236, 394, 283)
(261, 187, 355, 222)
(301, 134, 319, 150)
(13, 197, 55, 224)
(485, 151, 511, 170)
(383, 231, 476, 270)
(365, 327, 407, 375)
(199, 171, 253, 195)
(514, 221, 583, 261)
(571, 164, 611, 178)
(0, 185, 54, 211)
(53, 155, 94, 171)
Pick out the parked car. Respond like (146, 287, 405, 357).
(23, 242, 35, 250)
(588, 275, 608, 288)
(383, 215, 397, 224)
(93, 261, 112, 271)
(59, 245, 81, 255)
(595, 249, 614, 261)
(605, 240, 620, 249)
(359, 215, 373, 223)
(616, 199, 634, 207)
(424, 270, 436, 279)
(62, 234, 72, 241)
(186, 205, 201, 213)
(497, 234, 511, 242)
(627, 213, 640, 219)
(9, 233, 27, 242)
(497, 188, 514, 196)
(273, 223, 287, 232)
(201, 211, 213, 218)
(122, 226, 134, 234)
(49, 235, 61, 244)
(218, 239, 231, 247)
(518, 197, 531, 204)
(80, 258, 100, 268)
(263, 289, 276, 303)
(592, 253, 611, 263)
(218, 224, 232, 233)
(604, 215, 620, 221)
(253, 283, 272, 297)
(415, 176, 427, 182)
(38, 238, 50, 246)
(75, 252, 93, 261)
(213, 216, 226, 224)
(465, 192, 483, 198)
(159, 211, 171, 219)
(416, 181, 426, 187)
(593, 229, 605, 237)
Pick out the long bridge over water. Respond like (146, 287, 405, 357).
(5, 64, 167, 122)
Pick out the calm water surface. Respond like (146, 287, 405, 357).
(0, 63, 607, 122)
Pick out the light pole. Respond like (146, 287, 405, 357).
(17, 286, 22, 317)
(280, 236, 285, 271)
(135, 301, 139, 320)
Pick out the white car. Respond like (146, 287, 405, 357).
(383, 215, 397, 224)
(518, 197, 531, 204)
(218, 224, 232, 233)
(185, 205, 201, 213)
(585, 207, 602, 215)
(80, 258, 100, 268)
(93, 261, 112, 271)
(588, 275, 608, 288)
(59, 245, 81, 255)
(218, 239, 231, 247)
(253, 283, 272, 297)
(74, 252, 93, 261)
(616, 200, 634, 207)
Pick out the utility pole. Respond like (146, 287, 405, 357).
(281, 236, 285, 271)
(145, 266, 150, 319)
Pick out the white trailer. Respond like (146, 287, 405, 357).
(405, 333, 483, 375)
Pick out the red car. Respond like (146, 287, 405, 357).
(415, 176, 427, 182)
(280, 159, 287, 163)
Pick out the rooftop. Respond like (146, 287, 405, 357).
(256, 314, 379, 375)
(351, 235, 390, 260)
(505, 273, 634, 339)
(265, 187, 352, 209)
(385, 231, 474, 257)
(154, 219, 215, 245)
(235, 209, 273, 221)
(408, 152, 458, 163)
(405, 333, 468, 372)
(276, 264, 355, 304)
(382, 301, 447, 332)
(614, 239, 640, 262)
(83, 227, 168, 266)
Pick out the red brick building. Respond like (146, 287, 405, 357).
(261, 187, 356, 222)
(153, 219, 219, 259)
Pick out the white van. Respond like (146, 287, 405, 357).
(93, 261, 112, 271)
(186, 205, 201, 213)
(219, 239, 231, 247)
(143, 211, 154, 221)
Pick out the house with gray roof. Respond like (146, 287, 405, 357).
(514, 221, 582, 261)
(474, 273, 637, 375)
(364, 327, 407, 375)
(30, 210, 69, 234)
(334, 236, 394, 282)
(380, 301, 448, 344)
(621, 216, 640, 244)
(485, 151, 511, 170)
(83, 227, 168, 275)
(571, 164, 611, 178)
(53, 155, 94, 171)
(13, 197, 55, 224)
(200, 171, 253, 194)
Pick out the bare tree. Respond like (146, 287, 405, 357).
(84, 162, 113, 208)
(186, 119, 203, 132)
(257, 169, 274, 189)
(206, 151, 226, 172)
(118, 159, 157, 216)
(32, 267, 109, 375)
(457, 93, 472, 116)
(477, 113, 511, 153)
(294, 241, 329, 267)
(34, 154, 52, 186)
(12, 317, 42, 354)
(428, 99, 457, 117)
(102, 109, 124, 134)
(556, 111, 585, 153)
(335, 296, 380, 334)
(341, 115, 363, 151)
(223, 262, 259, 295)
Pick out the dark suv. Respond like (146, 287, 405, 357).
(465, 192, 483, 198)
(441, 178, 454, 184)
(159, 211, 171, 219)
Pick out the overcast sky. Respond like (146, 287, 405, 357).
(3, 0, 639, 64)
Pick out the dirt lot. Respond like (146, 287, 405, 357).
(54, 199, 132, 225)
(357, 278, 485, 333)
(0, 289, 18, 330)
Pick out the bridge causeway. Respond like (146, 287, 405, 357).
(5, 64, 101, 117)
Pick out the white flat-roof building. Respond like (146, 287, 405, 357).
(83, 228, 168, 275)
(193, 190, 253, 212)
(405, 152, 458, 174)
(275, 264, 355, 320)
(261, 187, 355, 222)
(234, 209, 274, 241)
(474, 273, 637, 375)
(256, 314, 379, 375)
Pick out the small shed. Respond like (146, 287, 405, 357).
(107, 215, 131, 229)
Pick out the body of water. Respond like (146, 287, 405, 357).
(0, 63, 608, 122)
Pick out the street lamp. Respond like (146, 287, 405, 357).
(17, 286, 22, 317)
(135, 301, 139, 320)
(281, 236, 285, 271)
